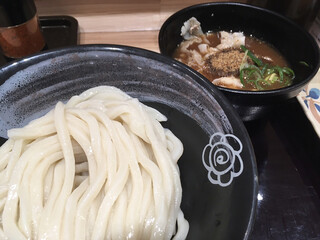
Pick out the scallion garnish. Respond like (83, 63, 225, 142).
(239, 45, 295, 90)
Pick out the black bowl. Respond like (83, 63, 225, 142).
(0, 44, 258, 239)
(158, 2, 320, 121)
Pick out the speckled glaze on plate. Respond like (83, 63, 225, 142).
(0, 44, 258, 240)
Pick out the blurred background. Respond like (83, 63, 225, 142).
(33, 0, 320, 51)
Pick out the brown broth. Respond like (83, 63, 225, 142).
(173, 32, 291, 91)
(245, 36, 288, 67)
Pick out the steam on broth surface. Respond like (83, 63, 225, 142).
(174, 17, 295, 91)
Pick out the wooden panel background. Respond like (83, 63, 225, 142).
(35, 0, 248, 51)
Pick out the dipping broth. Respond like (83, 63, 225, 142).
(173, 27, 294, 91)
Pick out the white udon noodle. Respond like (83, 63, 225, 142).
(0, 86, 189, 240)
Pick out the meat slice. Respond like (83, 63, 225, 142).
(212, 76, 243, 89)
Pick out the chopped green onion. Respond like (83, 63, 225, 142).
(275, 66, 284, 82)
(239, 45, 295, 90)
(240, 45, 263, 67)
(282, 67, 295, 78)
(260, 63, 269, 75)
(265, 73, 278, 83)
(299, 61, 310, 67)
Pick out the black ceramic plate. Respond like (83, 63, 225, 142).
(0, 44, 258, 239)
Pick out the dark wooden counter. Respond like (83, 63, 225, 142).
(247, 99, 320, 239)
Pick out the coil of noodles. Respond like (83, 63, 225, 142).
(0, 86, 189, 240)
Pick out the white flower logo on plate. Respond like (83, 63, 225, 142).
(202, 132, 244, 187)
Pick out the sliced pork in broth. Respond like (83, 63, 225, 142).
(174, 17, 295, 91)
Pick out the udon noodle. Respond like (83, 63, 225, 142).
(0, 86, 189, 240)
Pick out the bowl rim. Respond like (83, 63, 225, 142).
(158, 1, 320, 96)
(0, 43, 259, 239)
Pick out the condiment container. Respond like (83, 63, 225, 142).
(0, 0, 46, 59)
